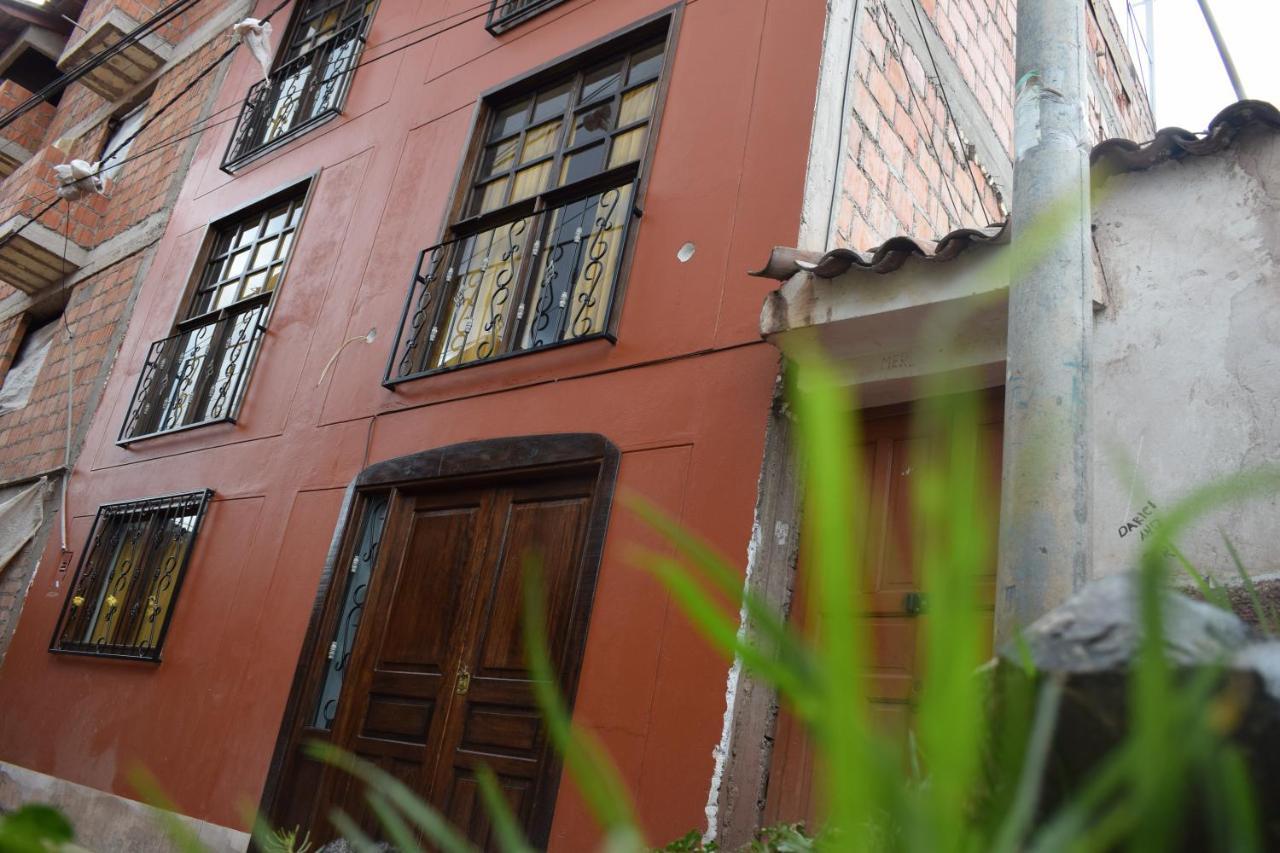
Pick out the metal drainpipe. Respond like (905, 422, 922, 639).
(994, 0, 1093, 644)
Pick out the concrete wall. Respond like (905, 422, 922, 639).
(1092, 127, 1280, 581)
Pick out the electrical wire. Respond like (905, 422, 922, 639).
(0, 0, 501, 218)
(0, 0, 207, 133)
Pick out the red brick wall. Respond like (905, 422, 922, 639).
(833, 0, 1154, 250)
(0, 0, 233, 662)
(0, 81, 55, 157)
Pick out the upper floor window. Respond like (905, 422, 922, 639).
(50, 490, 213, 661)
(222, 0, 376, 172)
(385, 27, 669, 384)
(98, 99, 149, 183)
(485, 0, 570, 35)
(119, 187, 308, 444)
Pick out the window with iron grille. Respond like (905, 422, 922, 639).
(222, 0, 376, 172)
(485, 0, 569, 35)
(50, 491, 213, 661)
(119, 189, 307, 444)
(386, 27, 669, 384)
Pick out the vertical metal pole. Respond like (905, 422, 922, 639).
(995, 0, 1093, 643)
(1195, 0, 1247, 101)
(1141, 0, 1156, 114)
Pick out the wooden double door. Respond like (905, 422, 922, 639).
(266, 439, 616, 850)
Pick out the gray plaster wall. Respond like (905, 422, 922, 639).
(1091, 128, 1280, 580)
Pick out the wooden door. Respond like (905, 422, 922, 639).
(303, 464, 603, 849)
(764, 392, 1003, 827)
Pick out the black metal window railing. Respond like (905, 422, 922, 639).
(385, 182, 636, 384)
(50, 490, 213, 662)
(485, 0, 568, 34)
(119, 303, 269, 444)
(222, 17, 370, 172)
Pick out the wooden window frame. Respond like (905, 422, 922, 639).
(384, 9, 681, 385)
(48, 490, 214, 662)
(258, 433, 621, 838)
(485, 0, 571, 35)
(220, 0, 379, 173)
(117, 177, 316, 446)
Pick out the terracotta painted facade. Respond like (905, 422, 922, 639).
(0, 0, 825, 846)
(0, 0, 1157, 847)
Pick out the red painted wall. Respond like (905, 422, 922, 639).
(0, 0, 824, 847)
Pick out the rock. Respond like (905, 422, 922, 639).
(993, 573, 1280, 848)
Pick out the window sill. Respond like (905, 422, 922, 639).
(221, 108, 343, 175)
(384, 331, 615, 388)
(485, 0, 571, 35)
(118, 415, 236, 448)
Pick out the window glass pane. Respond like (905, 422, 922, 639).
(581, 61, 623, 105)
(432, 218, 532, 368)
(520, 120, 562, 163)
(480, 139, 518, 178)
(490, 98, 531, 141)
(532, 80, 573, 123)
(627, 42, 665, 84)
(618, 82, 656, 126)
(226, 249, 251, 279)
(608, 126, 647, 168)
(471, 176, 510, 216)
(242, 271, 269, 299)
(252, 241, 277, 268)
(264, 206, 291, 236)
(99, 104, 147, 182)
(310, 494, 390, 730)
(511, 162, 551, 202)
(559, 143, 606, 186)
(521, 182, 633, 348)
(53, 492, 211, 660)
(572, 103, 614, 146)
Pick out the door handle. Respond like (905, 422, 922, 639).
(455, 664, 472, 696)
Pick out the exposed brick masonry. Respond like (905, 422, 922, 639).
(834, 0, 1153, 250)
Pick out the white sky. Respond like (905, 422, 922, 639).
(1111, 0, 1280, 131)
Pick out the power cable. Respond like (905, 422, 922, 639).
(0, 0, 206, 133)
(0, 0, 293, 254)
(3, 0, 500, 216)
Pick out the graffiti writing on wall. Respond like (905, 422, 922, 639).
(1118, 499, 1160, 541)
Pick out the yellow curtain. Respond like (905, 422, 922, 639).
(566, 183, 633, 338)
(435, 222, 529, 367)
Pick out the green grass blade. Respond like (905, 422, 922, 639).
(911, 387, 989, 852)
(1220, 530, 1277, 634)
(1206, 745, 1261, 853)
(521, 559, 643, 841)
(990, 677, 1064, 853)
(307, 741, 475, 853)
(365, 789, 425, 853)
(785, 348, 878, 841)
(327, 810, 383, 853)
(475, 765, 536, 853)
(126, 767, 208, 853)
(634, 549, 819, 715)
(624, 494, 800, 660)
(1168, 541, 1230, 612)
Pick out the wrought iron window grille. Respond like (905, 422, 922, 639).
(118, 301, 270, 445)
(485, 0, 569, 35)
(221, 14, 372, 173)
(386, 34, 668, 385)
(385, 179, 638, 385)
(50, 490, 214, 662)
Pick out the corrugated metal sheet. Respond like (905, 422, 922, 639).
(753, 100, 1279, 281)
